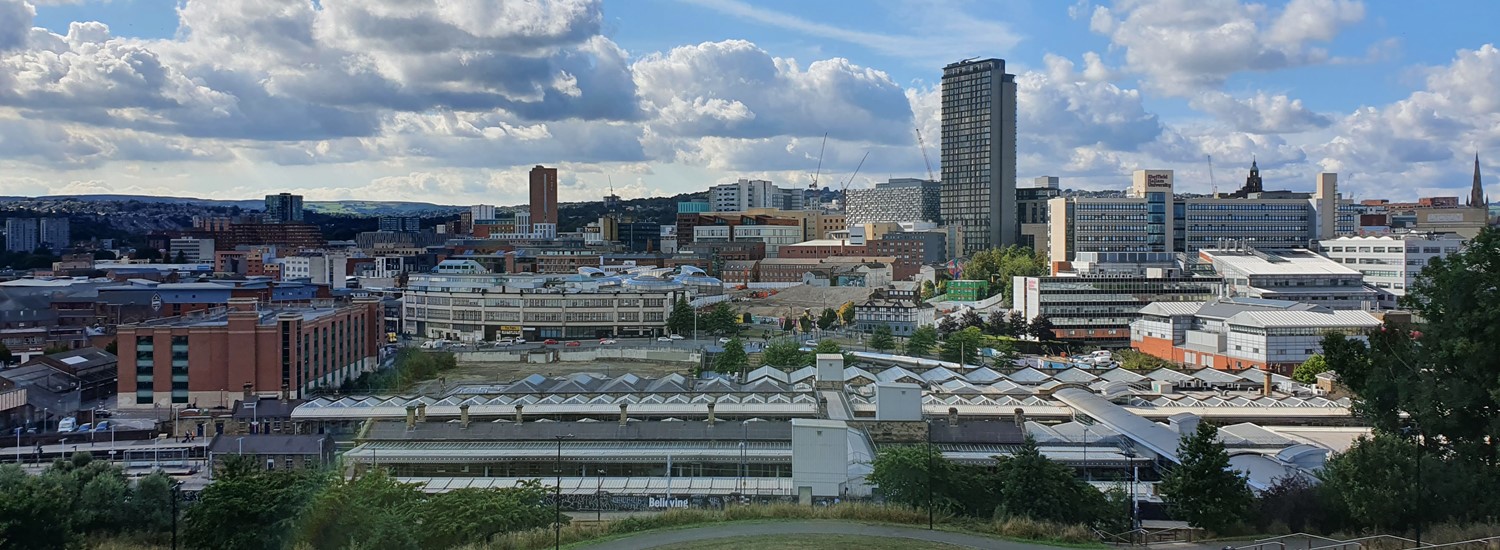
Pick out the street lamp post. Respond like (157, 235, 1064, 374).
(926, 418, 934, 530)
(595, 469, 605, 523)
(171, 480, 182, 550)
(554, 434, 574, 550)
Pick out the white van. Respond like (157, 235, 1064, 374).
(57, 417, 77, 433)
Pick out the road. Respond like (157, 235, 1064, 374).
(573, 520, 1066, 550)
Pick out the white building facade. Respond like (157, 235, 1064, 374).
(1318, 234, 1464, 308)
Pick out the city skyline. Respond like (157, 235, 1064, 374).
(0, 0, 1496, 204)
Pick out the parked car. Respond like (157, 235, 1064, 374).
(803, 340, 818, 347)
(656, 336, 672, 342)
(495, 338, 515, 346)
(543, 339, 559, 345)
(565, 341, 581, 347)
(599, 339, 618, 345)
(514, 338, 527, 345)
(76, 423, 93, 433)
(718, 337, 732, 344)
(93, 408, 112, 418)
(93, 421, 110, 432)
(57, 418, 77, 433)
(669, 334, 685, 340)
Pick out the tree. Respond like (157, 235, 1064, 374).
(418, 483, 553, 549)
(937, 316, 959, 336)
(1006, 311, 1028, 338)
(0, 342, 12, 366)
(295, 469, 422, 550)
(906, 326, 939, 357)
(920, 280, 936, 300)
(837, 301, 857, 326)
(129, 247, 162, 261)
(1292, 354, 1328, 384)
(1027, 315, 1056, 341)
(992, 436, 1110, 524)
(817, 308, 838, 330)
(741, 312, 754, 324)
(666, 297, 695, 336)
(704, 302, 739, 335)
(172, 250, 187, 263)
(1256, 474, 1327, 534)
(92, 250, 117, 261)
(811, 340, 854, 365)
(985, 311, 1008, 336)
(1323, 228, 1500, 464)
(713, 338, 749, 376)
(870, 325, 896, 353)
(1158, 422, 1253, 533)
(103, 339, 117, 355)
(939, 327, 984, 365)
(184, 455, 327, 550)
(0, 464, 77, 550)
(797, 316, 813, 333)
(760, 340, 806, 368)
(958, 309, 984, 331)
(868, 444, 957, 510)
(960, 246, 1048, 301)
(131, 472, 176, 537)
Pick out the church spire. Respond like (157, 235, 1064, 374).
(1473, 153, 1485, 208)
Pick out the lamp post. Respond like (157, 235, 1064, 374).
(926, 418, 934, 530)
(554, 434, 573, 550)
(170, 480, 182, 550)
(1121, 447, 1139, 540)
(596, 468, 605, 523)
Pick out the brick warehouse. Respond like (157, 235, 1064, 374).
(117, 297, 382, 409)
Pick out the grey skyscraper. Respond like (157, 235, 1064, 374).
(5, 218, 38, 253)
(845, 178, 941, 224)
(264, 193, 305, 223)
(39, 217, 70, 252)
(940, 58, 1017, 255)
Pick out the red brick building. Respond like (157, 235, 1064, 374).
(776, 239, 868, 259)
(116, 297, 381, 409)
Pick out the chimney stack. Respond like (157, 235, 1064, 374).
(947, 407, 959, 427)
(280, 384, 289, 402)
(514, 404, 524, 424)
(416, 402, 427, 423)
(707, 402, 717, 426)
(1013, 407, 1026, 428)
(243, 383, 252, 402)
(460, 404, 471, 429)
(1263, 371, 1273, 397)
(619, 403, 629, 426)
(405, 405, 416, 431)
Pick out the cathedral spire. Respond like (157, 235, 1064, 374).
(1473, 153, 1485, 208)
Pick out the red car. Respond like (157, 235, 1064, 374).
(543, 339, 559, 345)
(565, 341, 581, 347)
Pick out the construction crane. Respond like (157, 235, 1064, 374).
(809, 133, 828, 191)
(841, 151, 870, 206)
(916, 128, 936, 182)
(1207, 155, 1217, 196)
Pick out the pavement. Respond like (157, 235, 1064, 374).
(572, 520, 1067, 550)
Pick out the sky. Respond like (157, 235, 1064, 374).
(0, 0, 1496, 206)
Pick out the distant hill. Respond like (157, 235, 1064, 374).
(16, 194, 466, 216)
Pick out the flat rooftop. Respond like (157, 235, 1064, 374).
(1201, 249, 1361, 276)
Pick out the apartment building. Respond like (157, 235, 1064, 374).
(710, 179, 805, 212)
(845, 178, 941, 225)
(1318, 233, 1464, 308)
(1132, 298, 1380, 373)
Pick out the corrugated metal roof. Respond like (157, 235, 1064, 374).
(1226, 309, 1381, 329)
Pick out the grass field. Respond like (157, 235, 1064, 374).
(651, 534, 966, 550)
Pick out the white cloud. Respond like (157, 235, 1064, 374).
(678, 0, 1022, 67)
(1088, 0, 1365, 94)
(1189, 91, 1332, 134)
(632, 40, 913, 144)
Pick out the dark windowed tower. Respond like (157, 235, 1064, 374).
(940, 58, 1017, 255)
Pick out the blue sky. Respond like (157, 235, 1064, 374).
(4, 0, 1498, 204)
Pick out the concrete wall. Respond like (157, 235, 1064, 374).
(791, 419, 852, 498)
